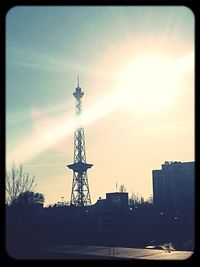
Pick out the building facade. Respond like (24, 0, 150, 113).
(106, 192, 129, 209)
(95, 192, 129, 210)
(152, 161, 194, 215)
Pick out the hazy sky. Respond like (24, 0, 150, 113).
(6, 6, 194, 206)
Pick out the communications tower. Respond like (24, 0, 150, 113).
(67, 78, 92, 206)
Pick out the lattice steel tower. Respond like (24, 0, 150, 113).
(67, 78, 92, 206)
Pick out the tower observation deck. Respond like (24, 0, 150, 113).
(67, 78, 92, 206)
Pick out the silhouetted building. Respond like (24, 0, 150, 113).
(153, 161, 194, 215)
(95, 197, 107, 208)
(94, 192, 129, 233)
(106, 192, 128, 209)
(94, 192, 129, 210)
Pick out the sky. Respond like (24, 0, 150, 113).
(6, 6, 194, 206)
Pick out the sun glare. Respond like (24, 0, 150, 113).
(116, 54, 180, 111)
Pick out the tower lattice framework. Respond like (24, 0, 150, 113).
(67, 79, 92, 206)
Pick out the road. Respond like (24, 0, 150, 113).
(33, 244, 193, 260)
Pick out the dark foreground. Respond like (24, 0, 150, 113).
(7, 244, 193, 260)
(6, 204, 194, 260)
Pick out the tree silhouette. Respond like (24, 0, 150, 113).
(6, 163, 36, 204)
(129, 192, 144, 207)
(12, 191, 44, 205)
(119, 184, 126, 192)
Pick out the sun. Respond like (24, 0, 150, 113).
(116, 54, 179, 111)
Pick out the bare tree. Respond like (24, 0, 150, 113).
(147, 194, 153, 204)
(129, 192, 144, 207)
(6, 163, 36, 204)
(119, 184, 126, 193)
(12, 191, 44, 205)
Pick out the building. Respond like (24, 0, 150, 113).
(94, 192, 129, 233)
(106, 192, 128, 209)
(152, 161, 195, 215)
(95, 192, 129, 210)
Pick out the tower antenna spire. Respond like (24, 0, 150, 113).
(77, 76, 79, 87)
